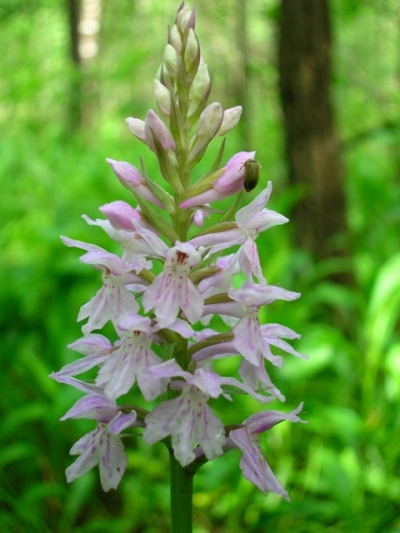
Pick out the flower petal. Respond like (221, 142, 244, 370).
(230, 427, 289, 500)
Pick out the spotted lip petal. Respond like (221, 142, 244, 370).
(60, 390, 137, 491)
(78, 276, 139, 335)
(66, 423, 128, 492)
(95, 332, 168, 401)
(143, 386, 225, 467)
(143, 243, 204, 328)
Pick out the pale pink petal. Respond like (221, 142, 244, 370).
(244, 210, 288, 233)
(180, 279, 204, 324)
(96, 325, 168, 401)
(68, 334, 112, 356)
(189, 368, 222, 398)
(239, 239, 265, 283)
(148, 359, 187, 380)
(244, 403, 305, 434)
(130, 219, 169, 257)
(143, 244, 203, 327)
(144, 272, 180, 328)
(79, 281, 139, 335)
(163, 318, 195, 339)
(145, 109, 176, 151)
(99, 201, 141, 231)
(214, 151, 256, 193)
(61, 236, 126, 276)
(66, 423, 128, 491)
(260, 323, 300, 339)
(220, 377, 276, 404)
(142, 273, 164, 313)
(268, 338, 307, 360)
(49, 374, 105, 395)
(229, 283, 300, 308)
(239, 360, 285, 402)
(66, 430, 102, 478)
(143, 389, 225, 466)
(198, 253, 239, 296)
(54, 352, 109, 377)
(229, 428, 289, 500)
(193, 209, 206, 227)
(117, 311, 152, 334)
(106, 159, 164, 207)
(179, 188, 226, 209)
(96, 346, 138, 400)
(232, 316, 262, 366)
(235, 182, 273, 226)
(191, 340, 237, 362)
(108, 411, 138, 434)
(60, 393, 117, 422)
(98, 431, 128, 491)
(189, 229, 243, 250)
(202, 301, 245, 320)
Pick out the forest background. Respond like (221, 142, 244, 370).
(1, 0, 400, 532)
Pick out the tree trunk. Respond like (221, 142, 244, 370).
(65, 0, 82, 132)
(278, 0, 349, 268)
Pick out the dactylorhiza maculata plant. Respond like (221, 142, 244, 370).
(52, 4, 307, 529)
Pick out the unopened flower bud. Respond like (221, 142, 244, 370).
(106, 158, 164, 207)
(99, 201, 141, 231)
(217, 106, 242, 137)
(176, 5, 195, 34)
(196, 103, 223, 141)
(214, 151, 256, 193)
(180, 151, 256, 208)
(188, 103, 223, 162)
(170, 24, 182, 53)
(193, 208, 208, 227)
(187, 64, 211, 117)
(106, 158, 142, 186)
(155, 63, 174, 89)
(164, 44, 178, 78)
(145, 109, 176, 152)
(154, 79, 171, 116)
(184, 29, 199, 71)
(126, 117, 146, 143)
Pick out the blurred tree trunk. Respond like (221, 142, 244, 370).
(65, 0, 82, 132)
(278, 0, 350, 272)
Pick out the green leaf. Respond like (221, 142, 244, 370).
(220, 190, 243, 223)
(184, 167, 225, 200)
(207, 138, 226, 174)
(139, 157, 175, 213)
(166, 74, 186, 152)
(150, 131, 183, 193)
(126, 184, 179, 244)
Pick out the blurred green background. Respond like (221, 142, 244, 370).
(1, 0, 400, 532)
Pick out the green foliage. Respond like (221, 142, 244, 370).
(1, 0, 400, 532)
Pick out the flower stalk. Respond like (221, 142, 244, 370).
(170, 452, 194, 533)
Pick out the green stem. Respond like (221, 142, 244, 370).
(169, 451, 193, 533)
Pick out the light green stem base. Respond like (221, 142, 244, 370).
(169, 451, 193, 533)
